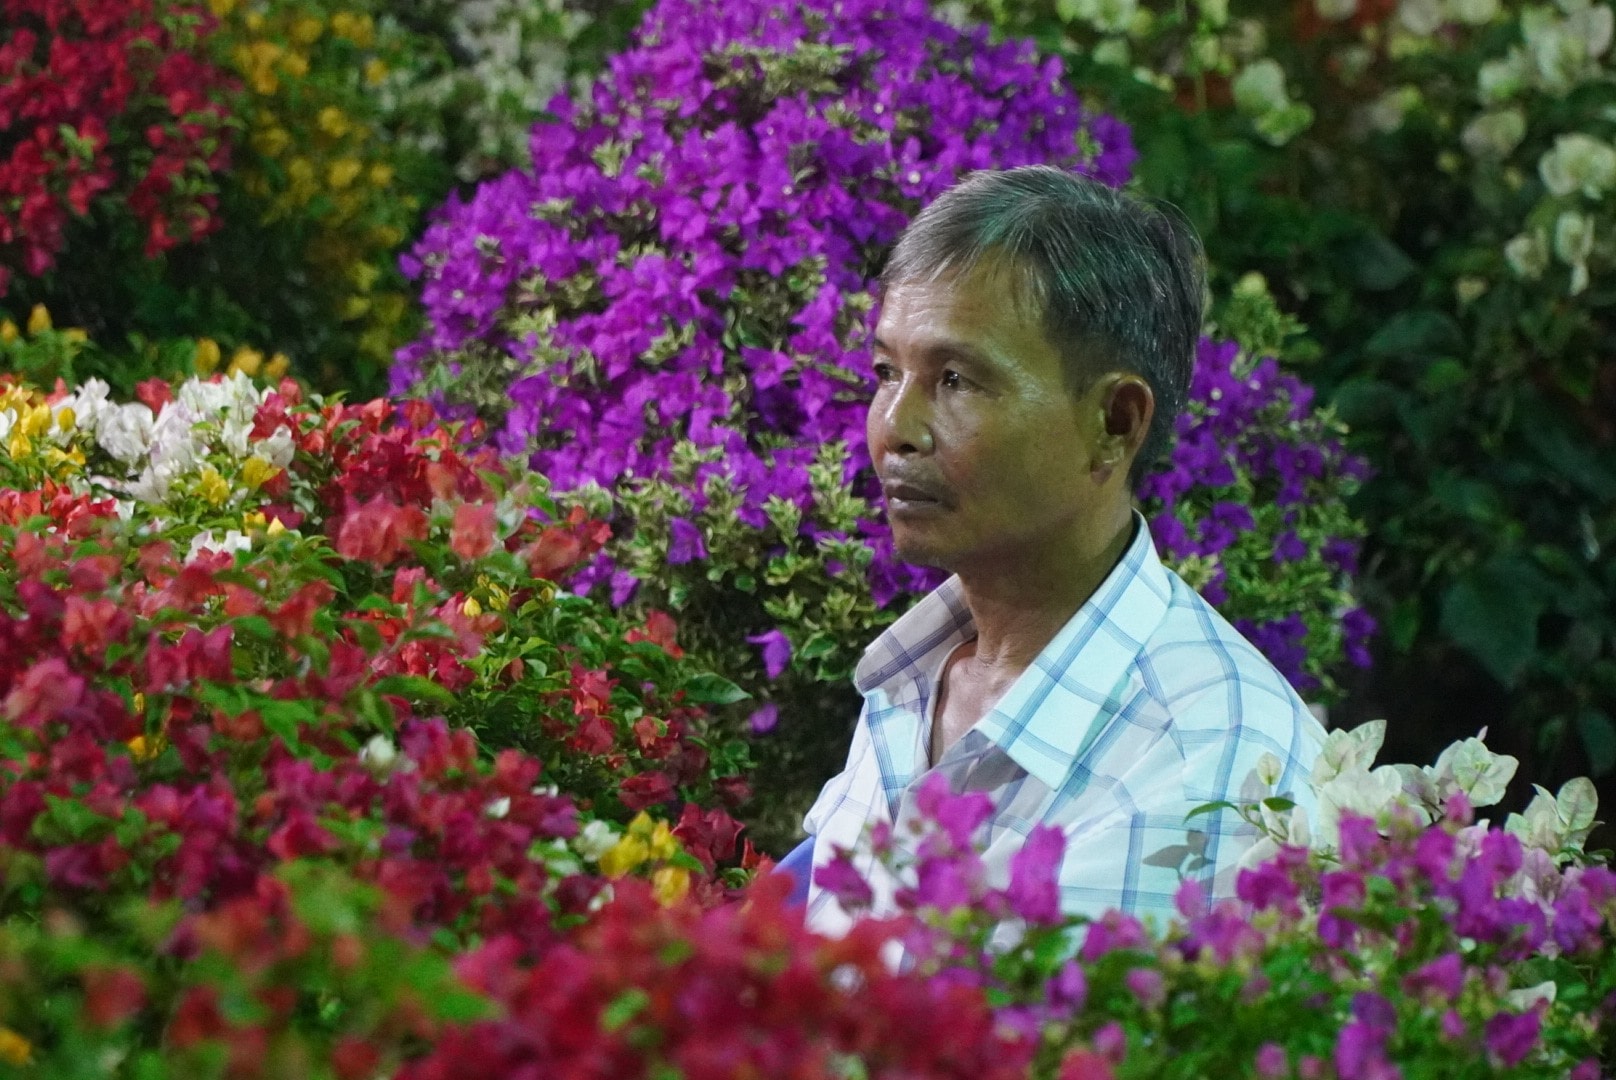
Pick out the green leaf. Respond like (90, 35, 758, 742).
(1342, 230, 1417, 291)
(1439, 556, 1547, 686)
(371, 675, 457, 706)
(682, 673, 751, 705)
(1575, 709, 1616, 775)
(232, 615, 276, 642)
(602, 988, 650, 1031)
(798, 633, 837, 661)
(1185, 800, 1235, 821)
(1363, 309, 1464, 362)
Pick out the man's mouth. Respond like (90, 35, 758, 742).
(881, 481, 947, 510)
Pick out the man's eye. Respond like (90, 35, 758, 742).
(872, 362, 898, 382)
(941, 370, 966, 390)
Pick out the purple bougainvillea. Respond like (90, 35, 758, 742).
(393, 0, 1372, 700)
(394, 0, 1133, 597)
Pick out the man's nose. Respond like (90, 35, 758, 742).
(875, 379, 934, 456)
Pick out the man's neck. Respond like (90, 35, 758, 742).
(953, 510, 1137, 685)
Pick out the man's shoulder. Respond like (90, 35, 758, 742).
(1131, 568, 1317, 734)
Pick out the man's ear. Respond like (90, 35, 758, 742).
(1090, 374, 1155, 481)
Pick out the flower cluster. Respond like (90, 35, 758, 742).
(0, 0, 237, 292)
(401, 874, 1033, 1080)
(210, 0, 439, 371)
(818, 729, 1615, 1080)
(0, 370, 770, 1072)
(0, 368, 755, 816)
(1139, 334, 1373, 698)
(372, 0, 614, 182)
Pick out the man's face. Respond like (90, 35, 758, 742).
(869, 263, 1121, 574)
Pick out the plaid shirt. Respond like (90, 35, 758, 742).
(803, 514, 1325, 936)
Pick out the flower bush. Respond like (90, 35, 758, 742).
(200, 0, 450, 386)
(372, 0, 649, 183)
(0, 0, 237, 294)
(1141, 332, 1374, 700)
(815, 725, 1615, 1079)
(966, 0, 1616, 787)
(393, 0, 1372, 841)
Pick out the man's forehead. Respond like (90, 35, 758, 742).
(875, 264, 1044, 346)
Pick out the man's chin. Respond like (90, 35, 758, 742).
(889, 536, 956, 573)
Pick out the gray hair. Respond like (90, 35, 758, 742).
(879, 166, 1206, 485)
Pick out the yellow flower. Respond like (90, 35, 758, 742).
(198, 466, 231, 506)
(266, 517, 287, 538)
(280, 50, 310, 78)
(461, 596, 483, 618)
(228, 346, 263, 377)
(317, 107, 351, 138)
(0, 1026, 31, 1066)
(63, 328, 87, 343)
(367, 162, 394, 189)
(241, 456, 279, 490)
(127, 732, 168, 763)
(264, 352, 290, 380)
(20, 404, 51, 438)
(363, 57, 388, 85)
(26, 304, 51, 334)
(134, 692, 146, 714)
(651, 866, 691, 906)
(647, 820, 680, 861)
(598, 834, 650, 877)
(286, 157, 316, 186)
(44, 445, 86, 472)
(331, 11, 374, 47)
(328, 158, 363, 190)
(55, 406, 74, 432)
(291, 15, 324, 44)
(194, 337, 221, 375)
(350, 261, 380, 292)
(251, 126, 292, 158)
(340, 295, 372, 319)
(7, 432, 30, 460)
(207, 0, 236, 15)
(0, 320, 17, 343)
(243, 511, 267, 530)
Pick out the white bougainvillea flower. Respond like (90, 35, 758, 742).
(1539, 132, 1616, 197)
(1460, 108, 1526, 160)
(1314, 764, 1405, 849)
(574, 819, 622, 861)
(359, 734, 400, 774)
(1426, 732, 1519, 807)
(185, 529, 252, 563)
(1311, 719, 1386, 787)
(1552, 210, 1595, 294)
(1523, 0, 1613, 92)
(1389, 763, 1439, 822)
(1058, 0, 1140, 34)
(1505, 229, 1551, 279)
(1233, 59, 1290, 115)
(1477, 49, 1529, 102)
(97, 402, 156, 466)
(1398, 0, 1444, 35)
(1446, 0, 1498, 25)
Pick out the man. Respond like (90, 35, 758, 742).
(798, 166, 1325, 935)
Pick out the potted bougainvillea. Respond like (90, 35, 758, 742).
(393, 0, 1374, 841)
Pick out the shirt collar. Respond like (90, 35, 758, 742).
(854, 512, 1173, 790)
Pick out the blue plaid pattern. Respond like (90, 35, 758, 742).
(802, 513, 1326, 936)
